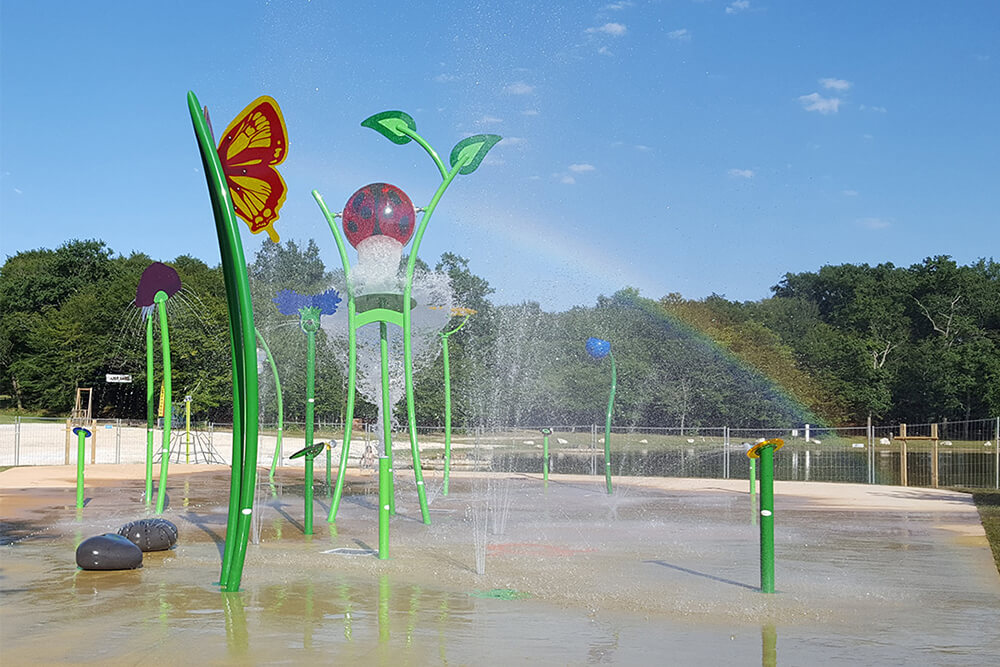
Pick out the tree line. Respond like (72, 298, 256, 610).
(1, 239, 996, 428)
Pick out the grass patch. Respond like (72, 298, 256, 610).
(950, 487, 1000, 576)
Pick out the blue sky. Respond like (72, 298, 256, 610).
(2, 1, 997, 310)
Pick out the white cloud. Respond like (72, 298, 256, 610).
(559, 174, 576, 185)
(504, 81, 535, 95)
(728, 168, 754, 179)
(522, 109, 540, 116)
(668, 29, 691, 42)
(634, 144, 652, 152)
(820, 78, 851, 91)
(434, 73, 458, 83)
(798, 92, 841, 114)
(726, 1, 750, 14)
(476, 115, 504, 125)
(860, 104, 887, 113)
(602, 1, 634, 9)
(568, 163, 596, 173)
(587, 22, 627, 36)
(842, 189, 859, 196)
(597, 46, 613, 56)
(501, 136, 527, 146)
(857, 217, 891, 229)
(13, 188, 23, 195)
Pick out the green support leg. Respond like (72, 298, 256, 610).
(304, 326, 316, 535)
(145, 314, 154, 506)
(379, 323, 396, 515)
(256, 328, 284, 482)
(378, 456, 390, 559)
(442, 333, 453, 496)
(304, 454, 314, 536)
(543, 434, 550, 485)
(749, 456, 757, 524)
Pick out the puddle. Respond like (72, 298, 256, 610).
(1, 469, 998, 664)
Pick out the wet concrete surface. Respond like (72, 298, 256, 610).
(1, 467, 998, 665)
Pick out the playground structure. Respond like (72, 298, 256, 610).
(189, 92, 500, 586)
(135, 261, 182, 513)
(313, 112, 500, 559)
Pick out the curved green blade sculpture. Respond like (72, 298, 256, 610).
(187, 91, 261, 592)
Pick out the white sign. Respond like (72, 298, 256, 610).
(105, 374, 133, 383)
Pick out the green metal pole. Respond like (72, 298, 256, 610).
(378, 455, 390, 559)
(255, 328, 284, 482)
(380, 322, 395, 516)
(185, 397, 191, 464)
(74, 428, 90, 509)
(145, 314, 154, 505)
(603, 352, 617, 495)
(749, 456, 757, 524)
(751, 439, 781, 594)
(303, 319, 317, 536)
(440, 312, 471, 497)
(325, 444, 332, 494)
(155, 291, 172, 514)
(441, 333, 452, 496)
(543, 433, 550, 484)
(304, 452, 314, 536)
(326, 303, 356, 523)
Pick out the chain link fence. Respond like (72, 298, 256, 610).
(2, 415, 997, 489)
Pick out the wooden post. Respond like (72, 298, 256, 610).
(64, 419, 72, 464)
(931, 423, 939, 488)
(90, 419, 97, 464)
(899, 423, 908, 487)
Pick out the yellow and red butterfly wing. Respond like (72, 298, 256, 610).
(217, 96, 288, 242)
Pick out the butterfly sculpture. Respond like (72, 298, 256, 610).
(206, 96, 288, 243)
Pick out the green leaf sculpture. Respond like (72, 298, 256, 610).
(449, 134, 502, 175)
(361, 110, 417, 145)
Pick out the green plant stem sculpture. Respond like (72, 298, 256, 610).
(313, 110, 499, 559)
(302, 309, 319, 535)
(603, 352, 616, 495)
(255, 328, 284, 482)
(154, 290, 173, 514)
(441, 310, 473, 496)
(188, 91, 261, 592)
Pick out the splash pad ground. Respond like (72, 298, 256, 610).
(2, 465, 998, 664)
